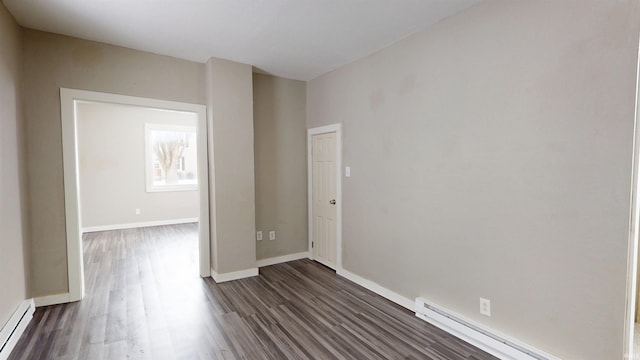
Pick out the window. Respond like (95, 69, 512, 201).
(145, 123, 198, 192)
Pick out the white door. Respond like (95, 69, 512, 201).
(312, 132, 337, 269)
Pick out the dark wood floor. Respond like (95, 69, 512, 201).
(9, 224, 496, 360)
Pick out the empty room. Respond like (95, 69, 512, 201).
(1, 1, 640, 359)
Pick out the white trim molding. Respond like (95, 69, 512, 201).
(307, 123, 343, 272)
(60, 88, 212, 300)
(256, 252, 310, 267)
(60, 89, 85, 302)
(211, 268, 259, 283)
(34, 293, 72, 307)
(82, 218, 199, 233)
(0, 299, 34, 360)
(624, 34, 640, 359)
(337, 268, 415, 311)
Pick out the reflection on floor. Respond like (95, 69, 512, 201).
(634, 324, 640, 358)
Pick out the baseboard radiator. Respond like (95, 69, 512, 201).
(415, 298, 559, 360)
(0, 299, 35, 360)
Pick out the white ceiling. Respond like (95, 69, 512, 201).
(3, 0, 479, 81)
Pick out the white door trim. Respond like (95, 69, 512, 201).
(60, 88, 211, 303)
(624, 36, 640, 359)
(307, 123, 342, 272)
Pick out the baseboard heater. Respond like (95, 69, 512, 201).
(415, 298, 559, 360)
(0, 299, 35, 360)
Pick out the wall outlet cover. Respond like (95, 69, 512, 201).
(480, 297, 491, 317)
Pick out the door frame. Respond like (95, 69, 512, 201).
(624, 36, 640, 358)
(307, 123, 342, 271)
(60, 88, 211, 302)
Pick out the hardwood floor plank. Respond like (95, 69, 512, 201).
(147, 327, 176, 359)
(79, 342, 104, 360)
(218, 312, 269, 360)
(270, 304, 343, 360)
(9, 224, 497, 360)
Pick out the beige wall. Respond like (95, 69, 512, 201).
(307, 1, 639, 359)
(77, 102, 199, 229)
(0, 3, 29, 328)
(253, 74, 308, 260)
(22, 30, 206, 297)
(206, 58, 256, 274)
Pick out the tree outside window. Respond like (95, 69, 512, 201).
(145, 123, 198, 192)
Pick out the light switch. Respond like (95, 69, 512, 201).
(345, 166, 351, 177)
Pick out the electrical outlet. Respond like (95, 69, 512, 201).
(256, 231, 263, 241)
(480, 297, 491, 316)
(135, 208, 141, 215)
(269, 231, 276, 241)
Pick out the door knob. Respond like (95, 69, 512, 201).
(329, 199, 336, 205)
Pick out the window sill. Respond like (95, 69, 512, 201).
(146, 185, 198, 193)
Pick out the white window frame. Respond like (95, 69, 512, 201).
(145, 123, 198, 192)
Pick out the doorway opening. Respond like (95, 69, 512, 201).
(60, 89, 210, 302)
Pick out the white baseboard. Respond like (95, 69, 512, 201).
(256, 251, 310, 267)
(82, 218, 198, 233)
(211, 267, 259, 283)
(337, 268, 415, 311)
(0, 299, 35, 360)
(334, 267, 557, 360)
(34, 293, 71, 307)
